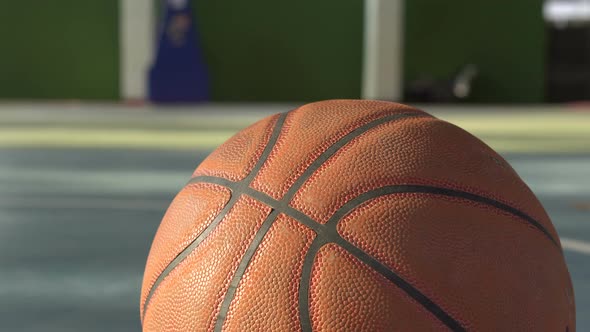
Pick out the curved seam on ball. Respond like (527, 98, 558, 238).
(327, 185, 559, 248)
(141, 112, 288, 322)
(207, 112, 430, 330)
(190, 175, 558, 332)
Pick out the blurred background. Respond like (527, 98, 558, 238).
(0, 0, 589, 331)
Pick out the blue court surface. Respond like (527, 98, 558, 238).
(0, 104, 588, 331)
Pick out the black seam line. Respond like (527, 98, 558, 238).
(141, 112, 288, 322)
(297, 237, 466, 332)
(194, 174, 466, 331)
(298, 237, 324, 332)
(282, 112, 428, 201)
(333, 236, 466, 332)
(141, 192, 239, 320)
(325, 184, 559, 248)
(242, 113, 289, 183)
(210, 111, 425, 330)
(191, 178, 465, 329)
(190, 175, 559, 248)
(188, 175, 235, 189)
(192, 175, 557, 332)
(189, 175, 323, 233)
(213, 210, 280, 332)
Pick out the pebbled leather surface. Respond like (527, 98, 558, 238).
(140, 183, 230, 318)
(141, 100, 575, 332)
(309, 243, 446, 331)
(251, 100, 426, 200)
(290, 115, 559, 242)
(337, 193, 574, 331)
(193, 114, 279, 182)
(143, 196, 271, 331)
(222, 214, 315, 331)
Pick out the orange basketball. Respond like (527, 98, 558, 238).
(140, 100, 575, 331)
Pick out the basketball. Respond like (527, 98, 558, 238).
(140, 100, 575, 331)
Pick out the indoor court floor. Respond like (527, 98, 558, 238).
(0, 103, 589, 331)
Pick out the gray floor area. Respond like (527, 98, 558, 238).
(0, 149, 203, 332)
(0, 105, 589, 331)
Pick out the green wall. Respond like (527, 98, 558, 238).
(193, 1, 363, 102)
(193, 0, 545, 102)
(0, 1, 545, 102)
(0, 1, 119, 100)
(404, 1, 546, 103)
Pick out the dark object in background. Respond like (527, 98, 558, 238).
(405, 64, 478, 103)
(149, 0, 209, 103)
(546, 25, 590, 102)
(544, 0, 590, 102)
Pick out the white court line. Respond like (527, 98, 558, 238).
(561, 238, 590, 256)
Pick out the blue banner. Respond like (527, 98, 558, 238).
(149, 0, 209, 103)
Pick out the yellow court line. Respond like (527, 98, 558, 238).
(0, 128, 236, 150)
(477, 138, 590, 153)
(439, 113, 590, 135)
(1, 115, 589, 153)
